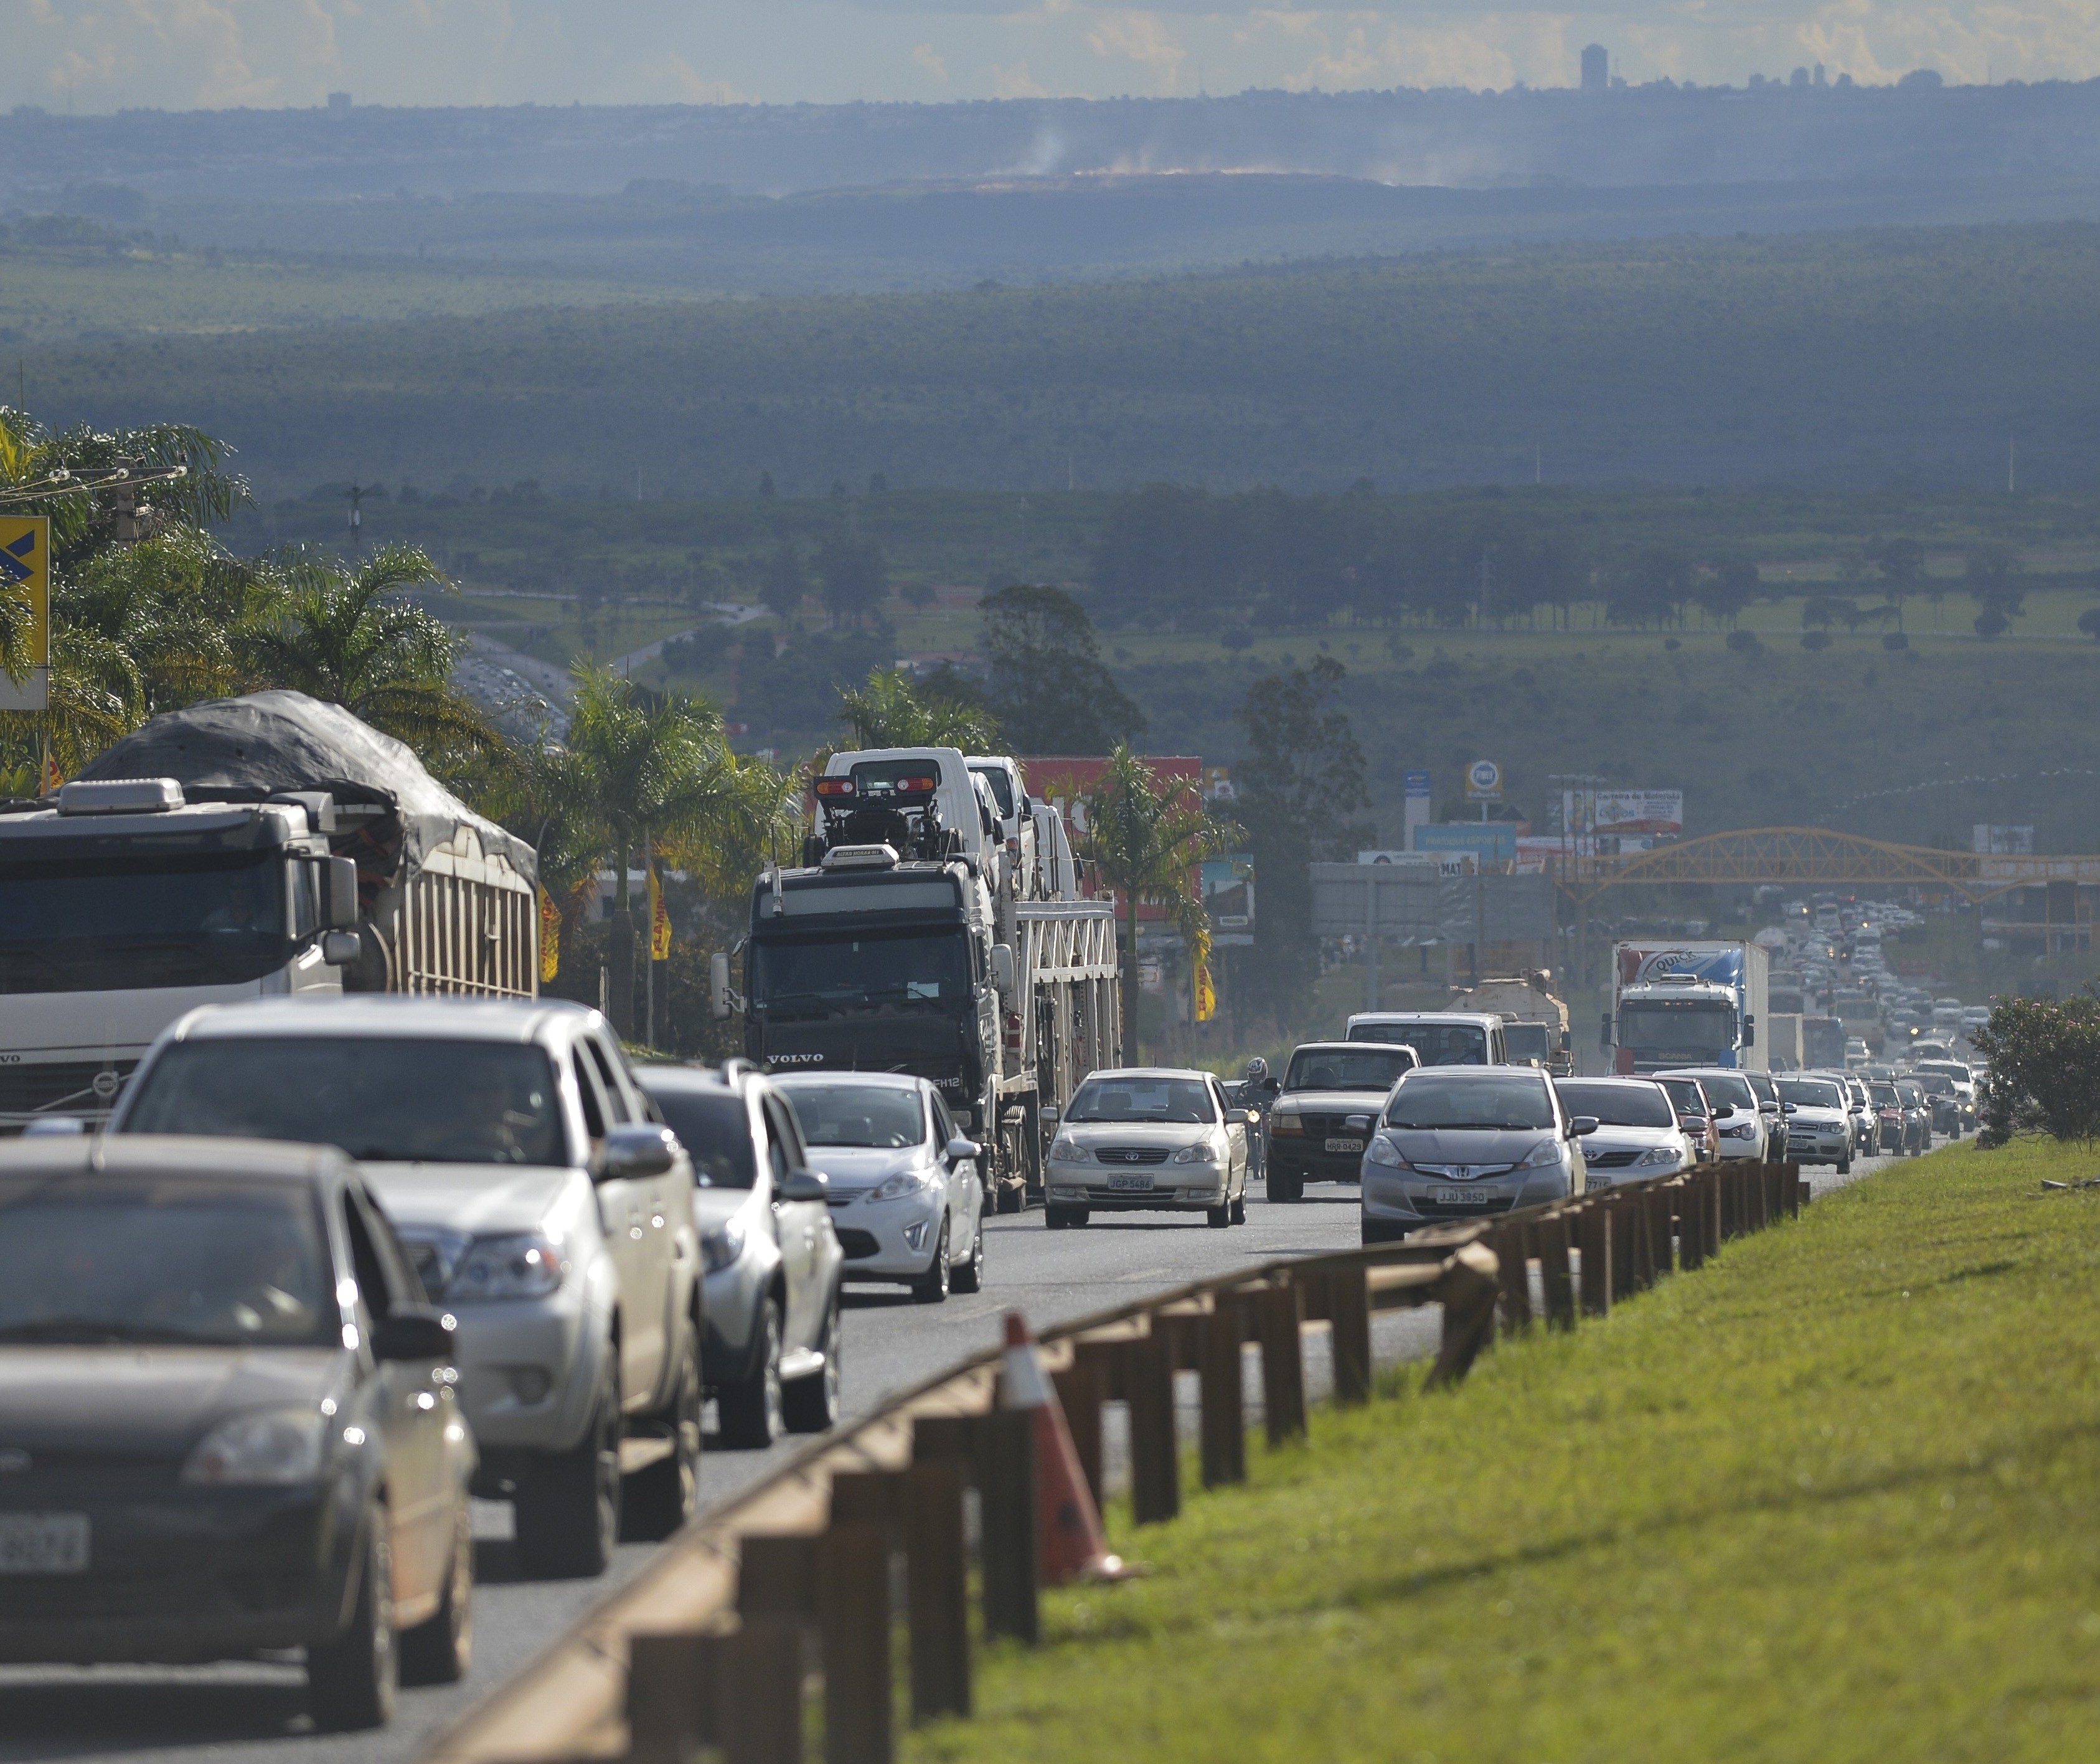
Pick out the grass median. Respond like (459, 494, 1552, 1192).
(909, 1143, 2100, 1763)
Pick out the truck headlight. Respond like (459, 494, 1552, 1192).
(701, 1217, 748, 1274)
(1269, 1112, 1304, 1137)
(182, 1405, 329, 1486)
(450, 1233, 568, 1300)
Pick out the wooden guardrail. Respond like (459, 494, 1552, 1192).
(421, 1159, 1809, 1764)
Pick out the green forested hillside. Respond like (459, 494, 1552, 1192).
(25, 222, 2100, 498)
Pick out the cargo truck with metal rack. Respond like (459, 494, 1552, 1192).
(0, 691, 539, 1130)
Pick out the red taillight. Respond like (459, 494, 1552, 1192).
(814, 777, 855, 798)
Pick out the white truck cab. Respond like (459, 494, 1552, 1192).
(1345, 1011, 1510, 1066)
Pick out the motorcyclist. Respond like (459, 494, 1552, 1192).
(1236, 1057, 1279, 1184)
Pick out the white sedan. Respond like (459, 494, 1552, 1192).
(1043, 1067, 1251, 1230)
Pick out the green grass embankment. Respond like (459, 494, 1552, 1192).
(911, 1141, 2100, 1763)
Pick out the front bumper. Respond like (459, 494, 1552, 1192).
(1046, 1170, 1228, 1211)
(444, 1289, 606, 1461)
(1358, 1164, 1573, 1230)
(0, 1476, 359, 1664)
(1266, 1139, 1365, 1185)
(827, 1187, 948, 1281)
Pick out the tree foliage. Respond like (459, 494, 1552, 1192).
(981, 583, 1143, 754)
(836, 665, 999, 751)
(1972, 992, 2100, 1147)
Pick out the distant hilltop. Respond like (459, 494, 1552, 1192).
(6, 79, 2100, 209)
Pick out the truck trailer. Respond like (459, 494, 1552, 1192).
(0, 691, 539, 1129)
(1604, 940, 1771, 1074)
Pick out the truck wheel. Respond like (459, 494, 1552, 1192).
(308, 1502, 398, 1730)
(717, 1299, 784, 1450)
(514, 1355, 623, 1578)
(783, 1298, 842, 1433)
(400, 1495, 474, 1686)
(624, 1318, 702, 1540)
(912, 1220, 952, 1304)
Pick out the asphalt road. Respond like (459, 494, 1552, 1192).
(0, 1140, 1922, 1764)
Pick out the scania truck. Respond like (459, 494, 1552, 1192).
(0, 691, 539, 1129)
(1604, 940, 1770, 1075)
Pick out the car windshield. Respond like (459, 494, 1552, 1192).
(1743, 1073, 1779, 1103)
(1066, 1077, 1216, 1125)
(643, 1087, 758, 1188)
(0, 1174, 332, 1348)
(1672, 1071, 1755, 1108)
(122, 1038, 567, 1166)
(1555, 1082, 1675, 1129)
(1914, 1073, 1954, 1096)
(1779, 1078, 1843, 1108)
(781, 1083, 926, 1149)
(1659, 1078, 1710, 1115)
(1869, 1083, 1900, 1105)
(1283, 1049, 1416, 1093)
(970, 766, 1015, 816)
(1347, 1022, 1487, 1065)
(1385, 1073, 1553, 1131)
(750, 930, 969, 1017)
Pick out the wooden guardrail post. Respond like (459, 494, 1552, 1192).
(1198, 1298, 1246, 1488)
(903, 1459, 971, 1722)
(1539, 1212, 1577, 1328)
(1323, 1268, 1375, 1403)
(1749, 1163, 1770, 1232)
(1425, 1243, 1500, 1389)
(1609, 1195, 1637, 1301)
(720, 1621, 804, 1764)
(977, 1406, 1038, 1643)
(626, 1630, 718, 1764)
(1577, 1201, 1612, 1318)
(1649, 1185, 1677, 1278)
(1126, 1326, 1180, 1524)
(1495, 1219, 1533, 1336)
(1703, 1168, 1725, 1255)
(818, 1523, 893, 1764)
(1051, 1350, 1107, 1514)
(1256, 1280, 1307, 1445)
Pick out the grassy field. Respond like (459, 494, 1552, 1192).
(910, 1139, 2100, 1764)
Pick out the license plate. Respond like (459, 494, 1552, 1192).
(1106, 1172, 1155, 1192)
(1324, 1137, 1365, 1154)
(1423, 1186, 1501, 1209)
(0, 1514, 90, 1575)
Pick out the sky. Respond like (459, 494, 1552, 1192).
(6, 2, 2099, 112)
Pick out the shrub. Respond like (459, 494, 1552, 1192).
(1801, 630, 1832, 651)
(1725, 628, 1763, 654)
(1883, 631, 1909, 651)
(1971, 991, 2100, 1146)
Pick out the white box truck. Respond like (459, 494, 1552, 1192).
(1604, 940, 1771, 1075)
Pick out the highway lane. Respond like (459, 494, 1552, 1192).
(0, 1144, 1920, 1764)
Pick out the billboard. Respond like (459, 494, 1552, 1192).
(1464, 759, 1503, 801)
(1403, 768, 1432, 841)
(1972, 824, 2035, 856)
(0, 516, 50, 712)
(1201, 854, 1255, 943)
(1563, 788, 1683, 841)
(1412, 824, 1517, 865)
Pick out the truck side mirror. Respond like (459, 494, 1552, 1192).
(1599, 1013, 1613, 1047)
(324, 856, 360, 930)
(1560, 1029, 1571, 1051)
(1743, 1014, 1757, 1047)
(710, 951, 735, 1021)
(990, 942, 1017, 999)
(321, 929, 362, 966)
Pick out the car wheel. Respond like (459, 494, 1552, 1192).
(1229, 1195, 1247, 1225)
(624, 1316, 702, 1540)
(912, 1218, 951, 1304)
(514, 1351, 622, 1578)
(783, 1296, 842, 1433)
(717, 1298, 785, 1450)
(400, 1496, 474, 1686)
(1837, 1152, 1851, 1175)
(951, 1214, 986, 1293)
(307, 1502, 398, 1730)
(1045, 1205, 1071, 1230)
(1205, 1204, 1230, 1230)
(1268, 1170, 1301, 1204)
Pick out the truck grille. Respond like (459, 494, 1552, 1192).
(0, 1059, 136, 1126)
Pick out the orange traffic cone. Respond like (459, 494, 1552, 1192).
(1000, 1311, 1134, 1585)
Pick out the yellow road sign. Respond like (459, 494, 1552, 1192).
(0, 516, 50, 712)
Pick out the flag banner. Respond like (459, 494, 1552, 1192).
(1195, 961, 1217, 1023)
(537, 886, 562, 984)
(648, 865, 672, 961)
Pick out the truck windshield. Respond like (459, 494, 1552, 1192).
(1347, 1022, 1487, 1065)
(1618, 1002, 1737, 1057)
(0, 848, 289, 994)
(121, 1038, 567, 1166)
(1283, 1049, 1416, 1093)
(752, 930, 969, 1018)
(1505, 1024, 1551, 1062)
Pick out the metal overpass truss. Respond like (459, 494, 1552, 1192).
(1557, 827, 2100, 906)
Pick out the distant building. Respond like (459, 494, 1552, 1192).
(327, 91, 352, 113)
(1580, 44, 1608, 93)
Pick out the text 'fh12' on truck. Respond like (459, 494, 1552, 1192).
(712, 746, 1122, 1212)
(0, 691, 540, 1130)
(1603, 940, 1771, 1075)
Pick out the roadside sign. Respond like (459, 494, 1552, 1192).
(1404, 769, 1431, 798)
(0, 517, 50, 712)
(1464, 758, 1502, 801)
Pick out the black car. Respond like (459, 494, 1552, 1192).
(1894, 1078, 1933, 1156)
(0, 1136, 476, 1730)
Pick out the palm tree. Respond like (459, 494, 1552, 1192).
(836, 666, 998, 751)
(535, 666, 796, 1037)
(1076, 743, 1228, 1052)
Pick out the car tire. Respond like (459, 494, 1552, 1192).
(1268, 1170, 1301, 1204)
(1205, 1204, 1230, 1229)
(514, 1352, 623, 1579)
(717, 1298, 784, 1451)
(951, 1216, 986, 1293)
(400, 1496, 474, 1687)
(912, 1219, 951, 1304)
(624, 1316, 702, 1540)
(1837, 1152, 1851, 1175)
(1045, 1204, 1071, 1230)
(307, 1504, 398, 1730)
(1229, 1195, 1247, 1225)
(783, 1296, 842, 1433)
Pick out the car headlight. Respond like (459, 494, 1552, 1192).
(448, 1233, 568, 1301)
(1634, 1145, 1680, 1168)
(181, 1405, 329, 1486)
(1518, 1139, 1565, 1170)
(1720, 1122, 1756, 1139)
(1049, 1136, 1091, 1164)
(1365, 1135, 1406, 1167)
(1171, 1140, 1220, 1164)
(701, 1217, 748, 1274)
(871, 1165, 940, 1202)
(1269, 1112, 1304, 1137)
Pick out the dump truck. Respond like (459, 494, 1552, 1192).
(0, 690, 539, 1129)
(1449, 972, 1573, 1074)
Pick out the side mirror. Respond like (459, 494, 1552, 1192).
(1560, 1029, 1572, 1051)
(710, 951, 735, 1021)
(1711, 1102, 1735, 1119)
(1040, 1102, 1060, 1126)
(1599, 1013, 1613, 1047)
(1760, 1100, 1779, 1113)
(373, 1305, 456, 1363)
(1568, 1115, 1600, 1136)
(776, 1166, 829, 1205)
(1782, 1102, 1799, 1115)
(1743, 1014, 1757, 1048)
(322, 929, 362, 966)
(946, 1136, 981, 1164)
(989, 941, 1017, 999)
(1344, 1113, 1374, 1134)
(598, 1122, 679, 1182)
(324, 855, 361, 930)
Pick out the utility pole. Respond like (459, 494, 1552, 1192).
(342, 480, 366, 550)
(2007, 435, 2017, 493)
